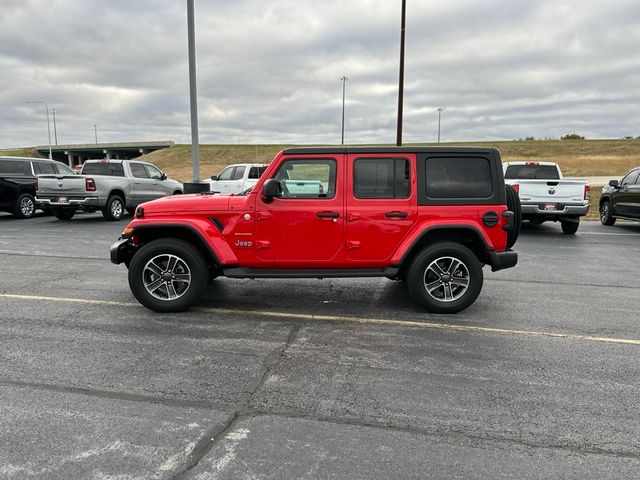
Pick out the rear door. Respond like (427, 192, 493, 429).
(254, 155, 344, 265)
(345, 154, 417, 263)
(0, 159, 31, 208)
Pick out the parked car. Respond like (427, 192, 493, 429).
(0, 156, 74, 218)
(503, 161, 590, 234)
(599, 167, 640, 225)
(112, 147, 519, 314)
(206, 163, 268, 194)
(36, 159, 183, 221)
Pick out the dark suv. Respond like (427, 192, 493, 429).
(0, 156, 75, 218)
(600, 167, 640, 225)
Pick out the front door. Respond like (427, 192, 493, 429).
(255, 156, 344, 265)
(130, 162, 155, 205)
(345, 154, 417, 264)
(613, 169, 640, 217)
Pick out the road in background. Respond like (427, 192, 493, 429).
(0, 212, 639, 479)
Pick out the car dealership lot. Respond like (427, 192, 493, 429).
(0, 213, 639, 479)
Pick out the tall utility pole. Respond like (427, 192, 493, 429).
(436, 107, 444, 143)
(340, 76, 348, 145)
(187, 0, 200, 182)
(396, 0, 406, 146)
(94, 124, 98, 144)
(51, 108, 58, 145)
(27, 101, 52, 159)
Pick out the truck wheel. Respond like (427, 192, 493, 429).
(13, 193, 36, 219)
(599, 201, 616, 226)
(505, 184, 521, 249)
(407, 242, 483, 314)
(102, 195, 124, 221)
(560, 218, 579, 234)
(53, 208, 75, 221)
(128, 239, 208, 312)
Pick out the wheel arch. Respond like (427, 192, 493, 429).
(397, 226, 491, 278)
(108, 189, 126, 202)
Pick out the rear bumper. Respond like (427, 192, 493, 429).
(36, 196, 99, 208)
(521, 203, 589, 216)
(486, 250, 518, 272)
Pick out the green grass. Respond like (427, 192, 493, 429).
(0, 148, 35, 157)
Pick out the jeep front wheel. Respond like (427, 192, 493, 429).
(407, 242, 483, 314)
(128, 239, 208, 312)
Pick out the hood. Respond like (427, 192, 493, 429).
(140, 193, 232, 215)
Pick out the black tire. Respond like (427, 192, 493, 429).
(599, 200, 616, 226)
(53, 208, 75, 221)
(505, 184, 521, 249)
(128, 239, 208, 312)
(126, 208, 136, 215)
(173, 190, 183, 195)
(13, 193, 36, 219)
(560, 218, 580, 234)
(406, 242, 483, 314)
(102, 195, 125, 221)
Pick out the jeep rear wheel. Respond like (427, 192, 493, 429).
(128, 239, 208, 312)
(407, 242, 483, 314)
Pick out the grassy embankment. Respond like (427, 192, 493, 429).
(0, 148, 35, 157)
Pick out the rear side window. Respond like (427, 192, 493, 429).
(82, 162, 125, 176)
(426, 157, 493, 198)
(249, 166, 267, 179)
(0, 160, 28, 175)
(353, 158, 410, 199)
(34, 162, 55, 175)
(233, 166, 246, 180)
(504, 164, 560, 180)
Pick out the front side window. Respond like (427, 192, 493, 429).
(273, 159, 336, 199)
(621, 170, 640, 185)
(130, 163, 148, 179)
(145, 164, 163, 180)
(232, 166, 246, 180)
(217, 167, 234, 181)
(426, 157, 493, 199)
(354, 158, 409, 199)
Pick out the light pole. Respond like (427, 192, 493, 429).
(187, 0, 201, 184)
(26, 101, 52, 159)
(436, 107, 444, 143)
(94, 124, 98, 144)
(396, 0, 407, 146)
(340, 76, 348, 145)
(51, 108, 58, 145)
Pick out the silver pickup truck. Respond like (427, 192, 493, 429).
(503, 161, 589, 234)
(36, 159, 183, 221)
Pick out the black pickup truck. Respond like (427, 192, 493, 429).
(0, 156, 75, 218)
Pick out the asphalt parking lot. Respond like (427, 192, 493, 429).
(1, 212, 639, 479)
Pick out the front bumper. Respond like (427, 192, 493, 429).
(487, 250, 518, 272)
(110, 238, 130, 265)
(520, 203, 589, 216)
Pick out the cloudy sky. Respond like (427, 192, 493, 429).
(1, 0, 638, 148)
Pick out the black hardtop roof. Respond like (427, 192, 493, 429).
(283, 146, 500, 155)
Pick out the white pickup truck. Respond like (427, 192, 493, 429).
(503, 161, 590, 234)
(206, 163, 268, 194)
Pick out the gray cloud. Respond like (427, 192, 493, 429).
(1, 0, 638, 148)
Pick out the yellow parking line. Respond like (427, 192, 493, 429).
(2, 293, 640, 346)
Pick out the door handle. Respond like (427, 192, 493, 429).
(317, 211, 339, 219)
(385, 211, 408, 218)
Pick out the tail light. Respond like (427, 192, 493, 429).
(86, 178, 96, 192)
(584, 185, 590, 201)
(512, 183, 519, 194)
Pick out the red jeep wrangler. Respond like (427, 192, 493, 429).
(111, 147, 520, 314)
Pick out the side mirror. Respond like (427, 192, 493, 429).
(210, 175, 218, 181)
(262, 179, 282, 202)
(609, 179, 620, 187)
(161, 172, 167, 180)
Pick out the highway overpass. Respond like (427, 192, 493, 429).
(35, 141, 174, 167)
